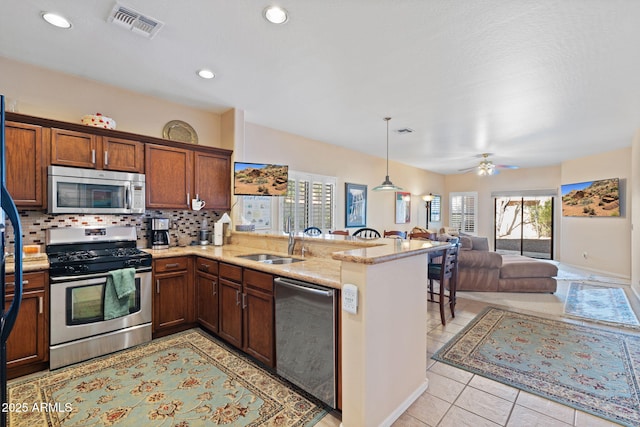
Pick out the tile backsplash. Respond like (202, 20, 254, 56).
(5, 210, 224, 253)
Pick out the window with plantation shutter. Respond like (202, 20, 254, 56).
(281, 171, 336, 232)
(450, 192, 477, 234)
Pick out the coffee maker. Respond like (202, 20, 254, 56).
(149, 217, 170, 250)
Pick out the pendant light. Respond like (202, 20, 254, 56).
(373, 117, 403, 191)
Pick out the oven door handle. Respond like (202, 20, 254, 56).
(50, 267, 152, 283)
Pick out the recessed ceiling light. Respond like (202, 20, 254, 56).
(263, 6, 288, 24)
(197, 69, 216, 79)
(42, 12, 72, 29)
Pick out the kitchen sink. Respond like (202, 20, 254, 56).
(237, 253, 304, 264)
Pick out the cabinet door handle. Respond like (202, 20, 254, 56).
(242, 293, 247, 309)
(39, 296, 43, 314)
(187, 193, 190, 206)
(165, 263, 179, 268)
(7, 280, 28, 287)
(201, 264, 209, 271)
(235, 289, 240, 306)
(212, 280, 217, 296)
(156, 279, 160, 294)
(104, 150, 108, 166)
(91, 149, 96, 164)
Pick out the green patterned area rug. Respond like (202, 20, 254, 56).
(433, 307, 640, 427)
(564, 282, 640, 326)
(8, 329, 328, 426)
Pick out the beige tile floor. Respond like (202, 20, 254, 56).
(318, 263, 634, 427)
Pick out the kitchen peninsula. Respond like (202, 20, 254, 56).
(9, 231, 449, 426)
(149, 231, 450, 426)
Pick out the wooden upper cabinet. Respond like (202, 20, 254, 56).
(5, 122, 45, 208)
(194, 151, 231, 211)
(145, 144, 193, 209)
(50, 128, 99, 169)
(101, 137, 144, 173)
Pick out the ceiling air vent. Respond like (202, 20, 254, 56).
(107, 3, 164, 39)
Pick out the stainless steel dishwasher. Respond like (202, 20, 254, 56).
(274, 277, 337, 408)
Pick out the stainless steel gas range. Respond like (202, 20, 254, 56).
(46, 226, 152, 369)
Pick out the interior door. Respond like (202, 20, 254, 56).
(494, 196, 554, 259)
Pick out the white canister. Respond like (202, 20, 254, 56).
(213, 222, 223, 246)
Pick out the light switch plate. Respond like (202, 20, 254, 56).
(342, 283, 358, 314)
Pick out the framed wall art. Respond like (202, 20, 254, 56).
(345, 183, 367, 227)
(395, 191, 411, 224)
(430, 195, 441, 222)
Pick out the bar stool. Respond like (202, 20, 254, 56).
(427, 242, 459, 325)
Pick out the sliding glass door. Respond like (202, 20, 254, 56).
(494, 196, 554, 259)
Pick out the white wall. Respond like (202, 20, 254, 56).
(632, 131, 640, 296)
(242, 122, 445, 233)
(444, 164, 561, 245)
(0, 56, 222, 147)
(560, 147, 631, 278)
(445, 148, 632, 278)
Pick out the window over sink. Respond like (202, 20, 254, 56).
(281, 171, 336, 232)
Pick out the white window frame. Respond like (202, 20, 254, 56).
(280, 171, 336, 232)
(450, 192, 478, 235)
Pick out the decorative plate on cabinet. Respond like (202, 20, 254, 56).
(162, 120, 198, 144)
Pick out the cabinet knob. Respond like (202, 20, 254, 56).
(212, 280, 217, 296)
(242, 293, 247, 309)
(156, 279, 160, 294)
(235, 289, 240, 306)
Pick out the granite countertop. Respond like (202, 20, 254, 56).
(331, 238, 450, 264)
(145, 244, 342, 289)
(6, 254, 49, 274)
(4, 235, 449, 290)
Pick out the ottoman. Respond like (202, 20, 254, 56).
(498, 255, 558, 293)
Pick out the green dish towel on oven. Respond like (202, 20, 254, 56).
(104, 267, 136, 320)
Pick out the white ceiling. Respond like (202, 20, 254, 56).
(1, 0, 639, 174)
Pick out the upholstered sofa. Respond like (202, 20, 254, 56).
(453, 235, 558, 293)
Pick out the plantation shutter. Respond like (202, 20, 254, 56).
(450, 192, 477, 234)
(282, 171, 336, 231)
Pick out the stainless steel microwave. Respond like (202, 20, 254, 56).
(48, 166, 145, 214)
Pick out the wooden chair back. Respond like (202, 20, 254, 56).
(353, 228, 381, 238)
(383, 230, 407, 239)
(303, 227, 322, 236)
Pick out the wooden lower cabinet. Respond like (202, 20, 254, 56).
(218, 263, 243, 348)
(242, 269, 274, 367)
(217, 263, 275, 368)
(5, 271, 48, 379)
(195, 258, 219, 333)
(152, 257, 194, 337)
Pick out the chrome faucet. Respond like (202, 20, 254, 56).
(287, 216, 295, 255)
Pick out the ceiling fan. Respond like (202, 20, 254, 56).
(458, 153, 519, 175)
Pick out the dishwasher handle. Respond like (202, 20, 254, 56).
(274, 277, 334, 297)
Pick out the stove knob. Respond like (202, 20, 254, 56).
(125, 259, 140, 267)
(81, 265, 90, 272)
(64, 266, 75, 274)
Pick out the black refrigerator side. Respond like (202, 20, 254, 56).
(0, 95, 24, 427)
